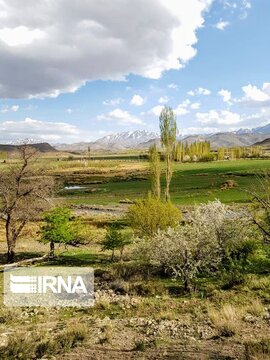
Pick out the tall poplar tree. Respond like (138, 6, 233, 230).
(159, 106, 177, 201)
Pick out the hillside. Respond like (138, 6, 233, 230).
(253, 138, 270, 147)
(0, 142, 57, 153)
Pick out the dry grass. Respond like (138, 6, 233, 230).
(208, 304, 243, 336)
(244, 299, 265, 317)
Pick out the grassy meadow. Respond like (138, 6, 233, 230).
(55, 158, 270, 205)
(1, 154, 270, 359)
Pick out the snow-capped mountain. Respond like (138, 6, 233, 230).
(55, 130, 159, 151)
(55, 123, 270, 152)
(236, 123, 270, 135)
(94, 130, 159, 148)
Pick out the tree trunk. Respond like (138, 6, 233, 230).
(184, 276, 190, 293)
(6, 223, 15, 263)
(165, 153, 171, 202)
(49, 241, 55, 257)
(7, 249, 15, 263)
(119, 247, 124, 262)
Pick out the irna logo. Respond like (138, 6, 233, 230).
(4, 266, 94, 307)
(10, 274, 88, 294)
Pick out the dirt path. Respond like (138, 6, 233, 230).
(59, 342, 244, 359)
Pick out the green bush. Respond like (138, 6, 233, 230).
(199, 153, 216, 162)
(127, 195, 182, 237)
(101, 225, 133, 261)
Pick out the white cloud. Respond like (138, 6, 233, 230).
(130, 94, 146, 106)
(97, 108, 143, 125)
(187, 87, 211, 96)
(190, 102, 200, 109)
(181, 126, 218, 135)
(103, 98, 123, 106)
(196, 110, 242, 125)
(0, 117, 81, 142)
(148, 105, 164, 117)
(0, 26, 45, 46)
(148, 99, 199, 117)
(241, 83, 270, 102)
(66, 108, 72, 114)
(0, 0, 212, 98)
(215, 20, 230, 30)
(198, 87, 211, 95)
(158, 96, 169, 104)
(0, 104, 19, 113)
(222, 1, 251, 19)
(168, 83, 178, 90)
(11, 105, 19, 112)
(174, 99, 190, 116)
(218, 89, 231, 103)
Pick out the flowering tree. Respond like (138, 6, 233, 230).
(138, 200, 257, 291)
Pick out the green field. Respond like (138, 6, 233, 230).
(1, 156, 270, 359)
(59, 159, 270, 205)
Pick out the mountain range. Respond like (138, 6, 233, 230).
(56, 130, 159, 152)
(55, 124, 270, 152)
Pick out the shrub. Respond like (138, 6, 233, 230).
(101, 226, 133, 261)
(36, 323, 88, 357)
(208, 304, 241, 337)
(133, 339, 148, 351)
(137, 200, 258, 291)
(199, 153, 216, 162)
(0, 332, 35, 359)
(127, 195, 182, 238)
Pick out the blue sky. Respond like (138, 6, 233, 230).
(0, 0, 269, 143)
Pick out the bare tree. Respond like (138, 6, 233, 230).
(0, 145, 54, 263)
(149, 144, 161, 198)
(159, 106, 177, 201)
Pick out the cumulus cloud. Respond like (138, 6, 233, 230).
(187, 87, 211, 96)
(0, 26, 45, 46)
(0, 0, 212, 98)
(196, 110, 242, 125)
(190, 102, 200, 109)
(218, 89, 232, 103)
(148, 99, 199, 117)
(174, 99, 191, 116)
(97, 108, 143, 125)
(0, 117, 81, 142)
(168, 83, 178, 90)
(158, 96, 169, 104)
(0, 104, 19, 113)
(239, 83, 270, 104)
(103, 98, 123, 106)
(215, 20, 230, 30)
(130, 95, 146, 106)
(147, 105, 164, 117)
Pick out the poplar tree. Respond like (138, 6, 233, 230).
(159, 107, 177, 201)
(149, 144, 161, 198)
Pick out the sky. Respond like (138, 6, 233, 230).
(0, 0, 269, 143)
